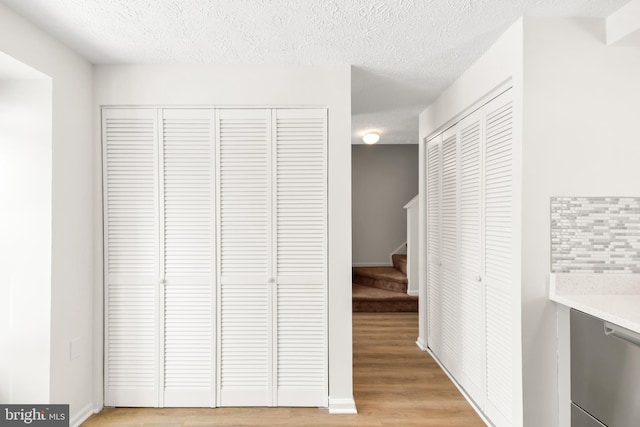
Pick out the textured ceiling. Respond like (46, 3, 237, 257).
(0, 0, 629, 144)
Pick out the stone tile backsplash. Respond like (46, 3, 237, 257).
(551, 197, 640, 273)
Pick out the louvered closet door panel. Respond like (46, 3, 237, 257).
(426, 137, 442, 356)
(440, 127, 459, 377)
(457, 111, 486, 407)
(161, 109, 215, 407)
(217, 109, 271, 406)
(483, 90, 515, 427)
(274, 109, 327, 406)
(103, 108, 159, 407)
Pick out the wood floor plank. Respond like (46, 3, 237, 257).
(83, 313, 483, 426)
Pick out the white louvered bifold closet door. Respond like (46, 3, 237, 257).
(103, 109, 160, 407)
(426, 136, 442, 357)
(457, 110, 486, 408)
(273, 109, 327, 407)
(439, 126, 460, 378)
(161, 109, 215, 407)
(217, 109, 272, 406)
(483, 90, 515, 427)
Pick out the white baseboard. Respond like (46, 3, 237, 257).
(352, 262, 392, 267)
(70, 402, 100, 427)
(407, 289, 418, 296)
(416, 337, 428, 351)
(328, 397, 358, 414)
(425, 348, 491, 426)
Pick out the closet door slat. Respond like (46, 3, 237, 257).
(162, 109, 215, 407)
(440, 128, 460, 378)
(458, 111, 486, 408)
(218, 109, 271, 406)
(484, 92, 515, 427)
(426, 136, 442, 357)
(103, 108, 160, 407)
(274, 109, 327, 407)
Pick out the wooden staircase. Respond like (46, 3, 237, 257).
(352, 254, 418, 312)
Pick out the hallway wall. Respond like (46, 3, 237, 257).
(0, 4, 94, 424)
(352, 144, 419, 266)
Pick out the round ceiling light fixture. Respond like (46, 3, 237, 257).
(362, 132, 380, 145)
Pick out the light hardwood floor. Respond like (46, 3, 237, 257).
(83, 313, 483, 426)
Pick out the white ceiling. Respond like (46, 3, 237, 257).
(0, 0, 629, 144)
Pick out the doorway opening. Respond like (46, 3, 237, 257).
(351, 143, 419, 313)
(0, 50, 53, 403)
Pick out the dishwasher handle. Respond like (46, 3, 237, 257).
(604, 321, 640, 348)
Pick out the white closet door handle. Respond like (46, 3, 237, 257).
(475, 275, 482, 282)
(160, 278, 167, 285)
(268, 277, 275, 284)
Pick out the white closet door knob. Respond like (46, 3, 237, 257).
(475, 275, 482, 282)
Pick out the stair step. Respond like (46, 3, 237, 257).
(392, 254, 407, 275)
(352, 266, 407, 293)
(352, 284, 417, 312)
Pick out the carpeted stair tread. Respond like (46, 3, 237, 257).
(352, 284, 417, 312)
(392, 254, 407, 275)
(352, 283, 412, 300)
(352, 266, 408, 293)
(352, 266, 407, 283)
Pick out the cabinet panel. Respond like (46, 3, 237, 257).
(440, 129, 459, 375)
(458, 111, 485, 407)
(219, 282, 270, 406)
(485, 285, 514, 426)
(161, 109, 215, 407)
(484, 92, 515, 426)
(218, 109, 270, 278)
(275, 109, 325, 277)
(103, 108, 160, 407)
(274, 109, 327, 406)
(217, 109, 272, 406)
(426, 138, 442, 355)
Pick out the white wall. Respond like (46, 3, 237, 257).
(522, 17, 640, 426)
(352, 144, 418, 266)
(0, 77, 52, 404)
(419, 17, 524, 137)
(0, 4, 94, 425)
(92, 64, 355, 413)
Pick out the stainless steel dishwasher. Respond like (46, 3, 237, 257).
(571, 309, 640, 427)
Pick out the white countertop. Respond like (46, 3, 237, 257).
(549, 273, 640, 334)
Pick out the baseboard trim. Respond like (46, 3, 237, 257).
(328, 397, 358, 414)
(407, 289, 419, 297)
(352, 262, 392, 268)
(425, 348, 492, 426)
(70, 402, 99, 427)
(416, 337, 428, 351)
